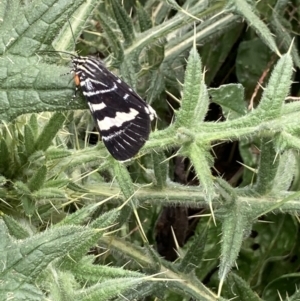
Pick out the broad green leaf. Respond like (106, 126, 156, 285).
(209, 84, 246, 120)
(53, 0, 100, 52)
(0, 0, 97, 56)
(0, 55, 85, 122)
(236, 38, 273, 100)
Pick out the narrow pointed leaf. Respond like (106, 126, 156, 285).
(184, 143, 214, 203)
(76, 277, 146, 301)
(2, 215, 30, 239)
(111, 0, 134, 45)
(231, 0, 278, 53)
(255, 138, 280, 195)
(176, 46, 208, 127)
(219, 202, 250, 281)
(113, 161, 137, 206)
(97, 12, 124, 66)
(28, 165, 47, 192)
(136, 1, 152, 32)
(178, 227, 207, 274)
(34, 112, 66, 151)
(24, 124, 35, 156)
(224, 273, 263, 301)
(152, 151, 168, 189)
(255, 53, 293, 118)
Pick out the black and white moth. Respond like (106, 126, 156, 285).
(71, 56, 156, 161)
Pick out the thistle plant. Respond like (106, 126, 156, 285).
(1, 1, 300, 301)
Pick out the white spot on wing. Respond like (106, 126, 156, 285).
(83, 82, 118, 96)
(89, 102, 106, 112)
(123, 94, 129, 100)
(102, 129, 124, 141)
(148, 105, 157, 120)
(97, 108, 139, 131)
(81, 78, 108, 88)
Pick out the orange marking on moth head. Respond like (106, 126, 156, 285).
(74, 74, 80, 86)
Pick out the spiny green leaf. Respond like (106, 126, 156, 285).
(152, 151, 168, 189)
(147, 69, 165, 104)
(255, 53, 293, 119)
(120, 55, 140, 90)
(76, 277, 146, 301)
(57, 204, 98, 226)
(59, 229, 104, 269)
(22, 195, 36, 216)
(183, 143, 214, 203)
(74, 258, 142, 283)
(28, 165, 47, 192)
(0, 220, 97, 284)
(229, 0, 279, 54)
(43, 179, 69, 189)
(219, 202, 251, 281)
(136, 1, 152, 32)
(45, 269, 77, 301)
(255, 138, 280, 195)
(0, 138, 10, 175)
(45, 147, 72, 160)
(215, 177, 238, 204)
(272, 150, 296, 192)
(24, 124, 35, 156)
(224, 273, 263, 301)
(97, 12, 124, 67)
(29, 114, 38, 137)
(147, 42, 165, 71)
(270, 14, 300, 68)
(111, 0, 134, 45)
(176, 46, 208, 128)
(2, 215, 31, 239)
(32, 187, 67, 200)
(113, 161, 136, 204)
(178, 227, 207, 274)
(90, 208, 120, 229)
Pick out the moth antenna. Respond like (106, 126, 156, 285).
(37, 50, 76, 58)
(67, 18, 77, 49)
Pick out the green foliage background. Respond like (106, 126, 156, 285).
(1, 0, 300, 300)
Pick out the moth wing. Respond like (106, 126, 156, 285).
(77, 57, 155, 160)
